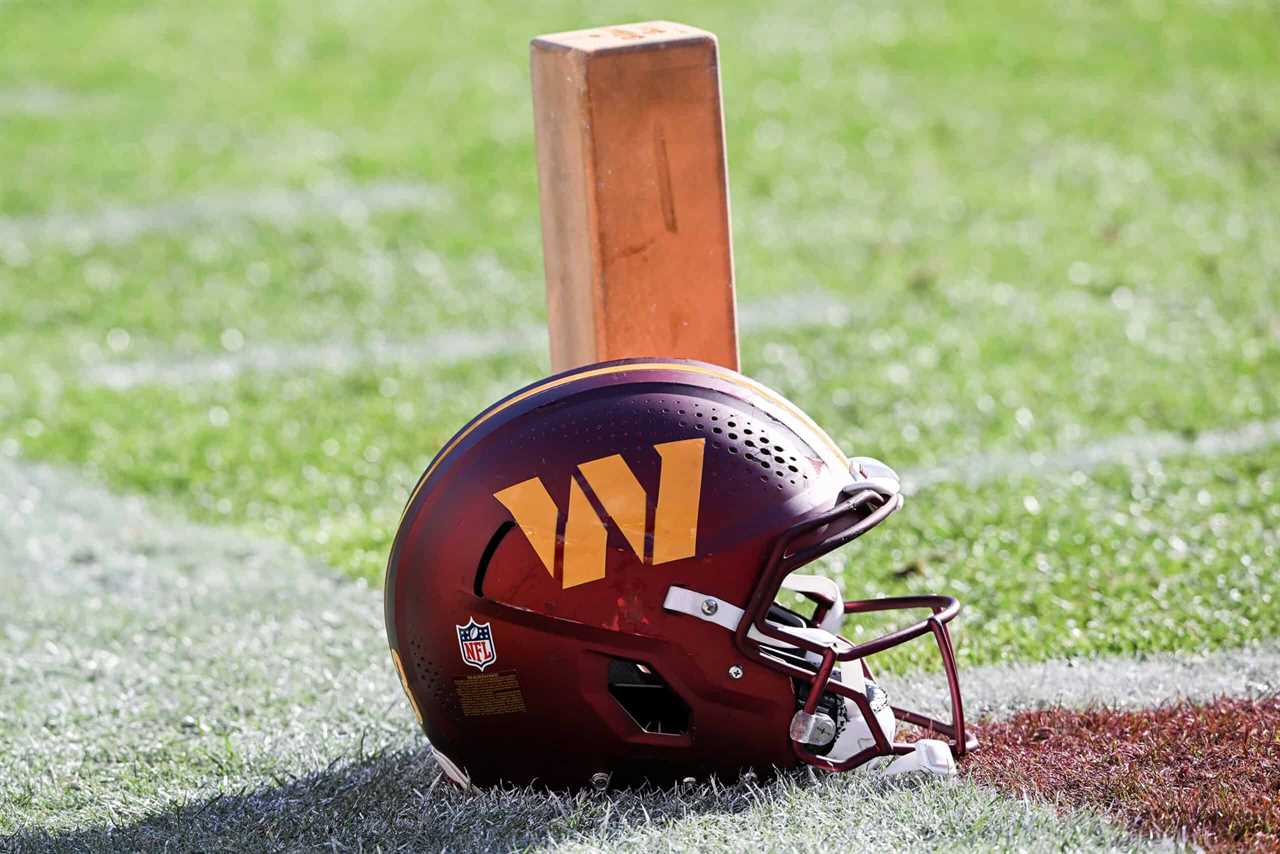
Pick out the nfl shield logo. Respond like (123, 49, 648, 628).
(456, 618, 497, 671)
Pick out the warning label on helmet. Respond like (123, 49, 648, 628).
(454, 670, 527, 716)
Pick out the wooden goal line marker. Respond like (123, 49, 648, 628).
(531, 21, 739, 372)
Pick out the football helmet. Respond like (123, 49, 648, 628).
(385, 358, 973, 788)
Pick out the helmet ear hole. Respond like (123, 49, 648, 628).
(473, 521, 515, 598)
(607, 658, 691, 735)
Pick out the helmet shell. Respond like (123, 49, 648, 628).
(385, 358, 854, 787)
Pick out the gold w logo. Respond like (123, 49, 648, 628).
(493, 438, 705, 589)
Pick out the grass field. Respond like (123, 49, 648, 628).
(2, 0, 1278, 849)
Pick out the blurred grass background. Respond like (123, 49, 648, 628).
(1, 0, 1278, 668)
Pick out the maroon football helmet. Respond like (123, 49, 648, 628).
(385, 358, 973, 788)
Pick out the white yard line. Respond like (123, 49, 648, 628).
(0, 181, 448, 249)
(83, 325, 549, 390)
(0, 86, 104, 117)
(881, 642, 1280, 724)
(82, 303, 1280, 495)
(901, 417, 1280, 493)
(77, 287, 1280, 495)
(80, 291, 852, 390)
(0, 456, 407, 837)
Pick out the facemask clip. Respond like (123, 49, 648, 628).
(881, 738, 957, 777)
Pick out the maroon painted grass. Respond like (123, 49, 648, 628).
(964, 697, 1280, 851)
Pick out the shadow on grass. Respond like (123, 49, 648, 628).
(4, 748, 800, 853)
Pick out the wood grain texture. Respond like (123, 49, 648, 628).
(531, 21, 738, 372)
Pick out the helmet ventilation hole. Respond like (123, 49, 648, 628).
(409, 638, 462, 715)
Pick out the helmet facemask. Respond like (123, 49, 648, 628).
(664, 457, 975, 775)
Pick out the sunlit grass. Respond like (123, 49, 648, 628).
(2, 0, 1278, 661)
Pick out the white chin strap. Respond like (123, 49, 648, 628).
(882, 738, 957, 776)
(663, 572, 853, 663)
(663, 574, 956, 777)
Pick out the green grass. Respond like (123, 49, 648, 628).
(844, 445, 1280, 669)
(2, 0, 1279, 656)
(1, 0, 1279, 843)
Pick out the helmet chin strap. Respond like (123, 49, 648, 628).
(821, 653, 955, 776)
(664, 574, 957, 777)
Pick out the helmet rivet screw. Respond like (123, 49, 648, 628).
(590, 771, 610, 791)
(701, 598, 719, 616)
(728, 665, 744, 680)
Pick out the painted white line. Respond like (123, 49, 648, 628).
(736, 289, 852, 329)
(84, 337, 1280, 500)
(0, 457, 407, 835)
(84, 325, 548, 390)
(0, 85, 102, 117)
(81, 290, 852, 390)
(902, 418, 1280, 493)
(0, 181, 449, 249)
(880, 642, 1280, 723)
